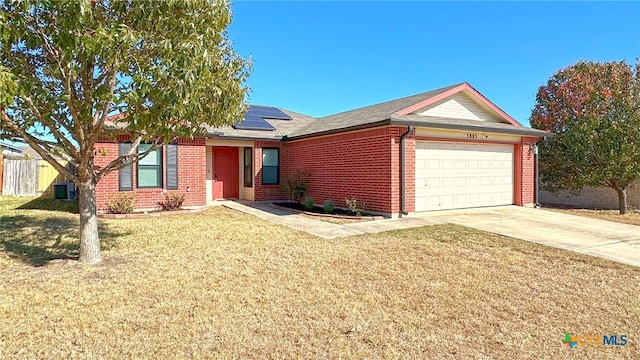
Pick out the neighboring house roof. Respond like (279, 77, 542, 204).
(17, 146, 43, 159)
(1, 142, 22, 153)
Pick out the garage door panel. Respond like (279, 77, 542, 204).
(441, 177, 454, 188)
(427, 159, 439, 169)
(415, 141, 514, 211)
(416, 158, 427, 171)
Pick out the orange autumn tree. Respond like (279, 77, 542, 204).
(530, 60, 640, 214)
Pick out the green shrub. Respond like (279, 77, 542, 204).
(283, 170, 311, 203)
(303, 196, 315, 211)
(105, 193, 136, 214)
(158, 192, 186, 211)
(345, 197, 365, 216)
(322, 199, 335, 214)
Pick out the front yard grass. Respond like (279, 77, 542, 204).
(547, 207, 640, 226)
(1, 196, 638, 359)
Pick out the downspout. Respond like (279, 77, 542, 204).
(400, 125, 414, 216)
(533, 137, 545, 208)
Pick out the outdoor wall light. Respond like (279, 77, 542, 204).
(529, 144, 538, 155)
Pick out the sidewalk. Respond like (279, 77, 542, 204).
(219, 200, 442, 239)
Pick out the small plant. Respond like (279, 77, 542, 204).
(303, 196, 315, 211)
(323, 199, 335, 214)
(158, 192, 186, 211)
(283, 169, 311, 203)
(345, 197, 365, 216)
(105, 193, 136, 214)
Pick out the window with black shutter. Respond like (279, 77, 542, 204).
(166, 144, 178, 190)
(118, 143, 133, 191)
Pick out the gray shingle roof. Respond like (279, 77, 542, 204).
(17, 146, 43, 159)
(287, 83, 463, 138)
(107, 82, 549, 141)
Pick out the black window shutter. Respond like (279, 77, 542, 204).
(166, 144, 178, 190)
(118, 143, 133, 191)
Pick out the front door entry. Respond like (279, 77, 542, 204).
(213, 147, 239, 199)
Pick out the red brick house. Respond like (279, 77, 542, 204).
(95, 83, 549, 216)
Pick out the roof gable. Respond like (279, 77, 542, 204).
(288, 83, 463, 138)
(411, 92, 504, 123)
(396, 83, 521, 126)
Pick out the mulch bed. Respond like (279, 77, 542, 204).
(97, 206, 209, 219)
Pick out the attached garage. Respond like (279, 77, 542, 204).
(415, 140, 514, 211)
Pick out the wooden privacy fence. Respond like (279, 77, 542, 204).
(0, 159, 70, 197)
(2, 159, 39, 196)
(38, 160, 70, 197)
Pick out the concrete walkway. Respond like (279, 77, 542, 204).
(218, 200, 442, 239)
(422, 206, 640, 267)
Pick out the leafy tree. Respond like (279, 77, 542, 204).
(0, 0, 250, 264)
(530, 60, 640, 214)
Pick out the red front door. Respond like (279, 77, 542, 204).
(212, 147, 239, 199)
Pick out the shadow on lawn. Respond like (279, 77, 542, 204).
(0, 213, 127, 266)
(15, 197, 79, 214)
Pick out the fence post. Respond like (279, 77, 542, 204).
(0, 156, 3, 195)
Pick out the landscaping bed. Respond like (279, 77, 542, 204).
(97, 206, 209, 219)
(272, 201, 384, 221)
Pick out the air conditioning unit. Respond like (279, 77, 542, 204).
(53, 182, 76, 201)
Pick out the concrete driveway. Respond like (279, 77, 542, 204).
(421, 206, 640, 267)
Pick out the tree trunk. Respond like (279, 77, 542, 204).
(612, 185, 628, 215)
(78, 180, 102, 264)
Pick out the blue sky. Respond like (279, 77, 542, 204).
(228, 1, 640, 126)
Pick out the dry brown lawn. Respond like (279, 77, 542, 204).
(1, 197, 638, 359)
(548, 207, 640, 226)
(301, 213, 361, 225)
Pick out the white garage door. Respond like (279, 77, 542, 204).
(415, 141, 514, 211)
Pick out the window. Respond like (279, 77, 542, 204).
(118, 143, 133, 191)
(262, 148, 279, 185)
(166, 144, 178, 190)
(244, 147, 253, 188)
(137, 144, 162, 188)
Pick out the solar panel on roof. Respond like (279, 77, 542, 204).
(233, 113, 276, 131)
(248, 105, 292, 120)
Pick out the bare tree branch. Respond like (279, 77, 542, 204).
(21, 95, 80, 161)
(1, 110, 77, 181)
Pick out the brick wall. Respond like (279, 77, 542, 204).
(95, 137, 206, 211)
(253, 141, 287, 201)
(516, 137, 537, 207)
(286, 126, 401, 215)
(402, 130, 416, 214)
